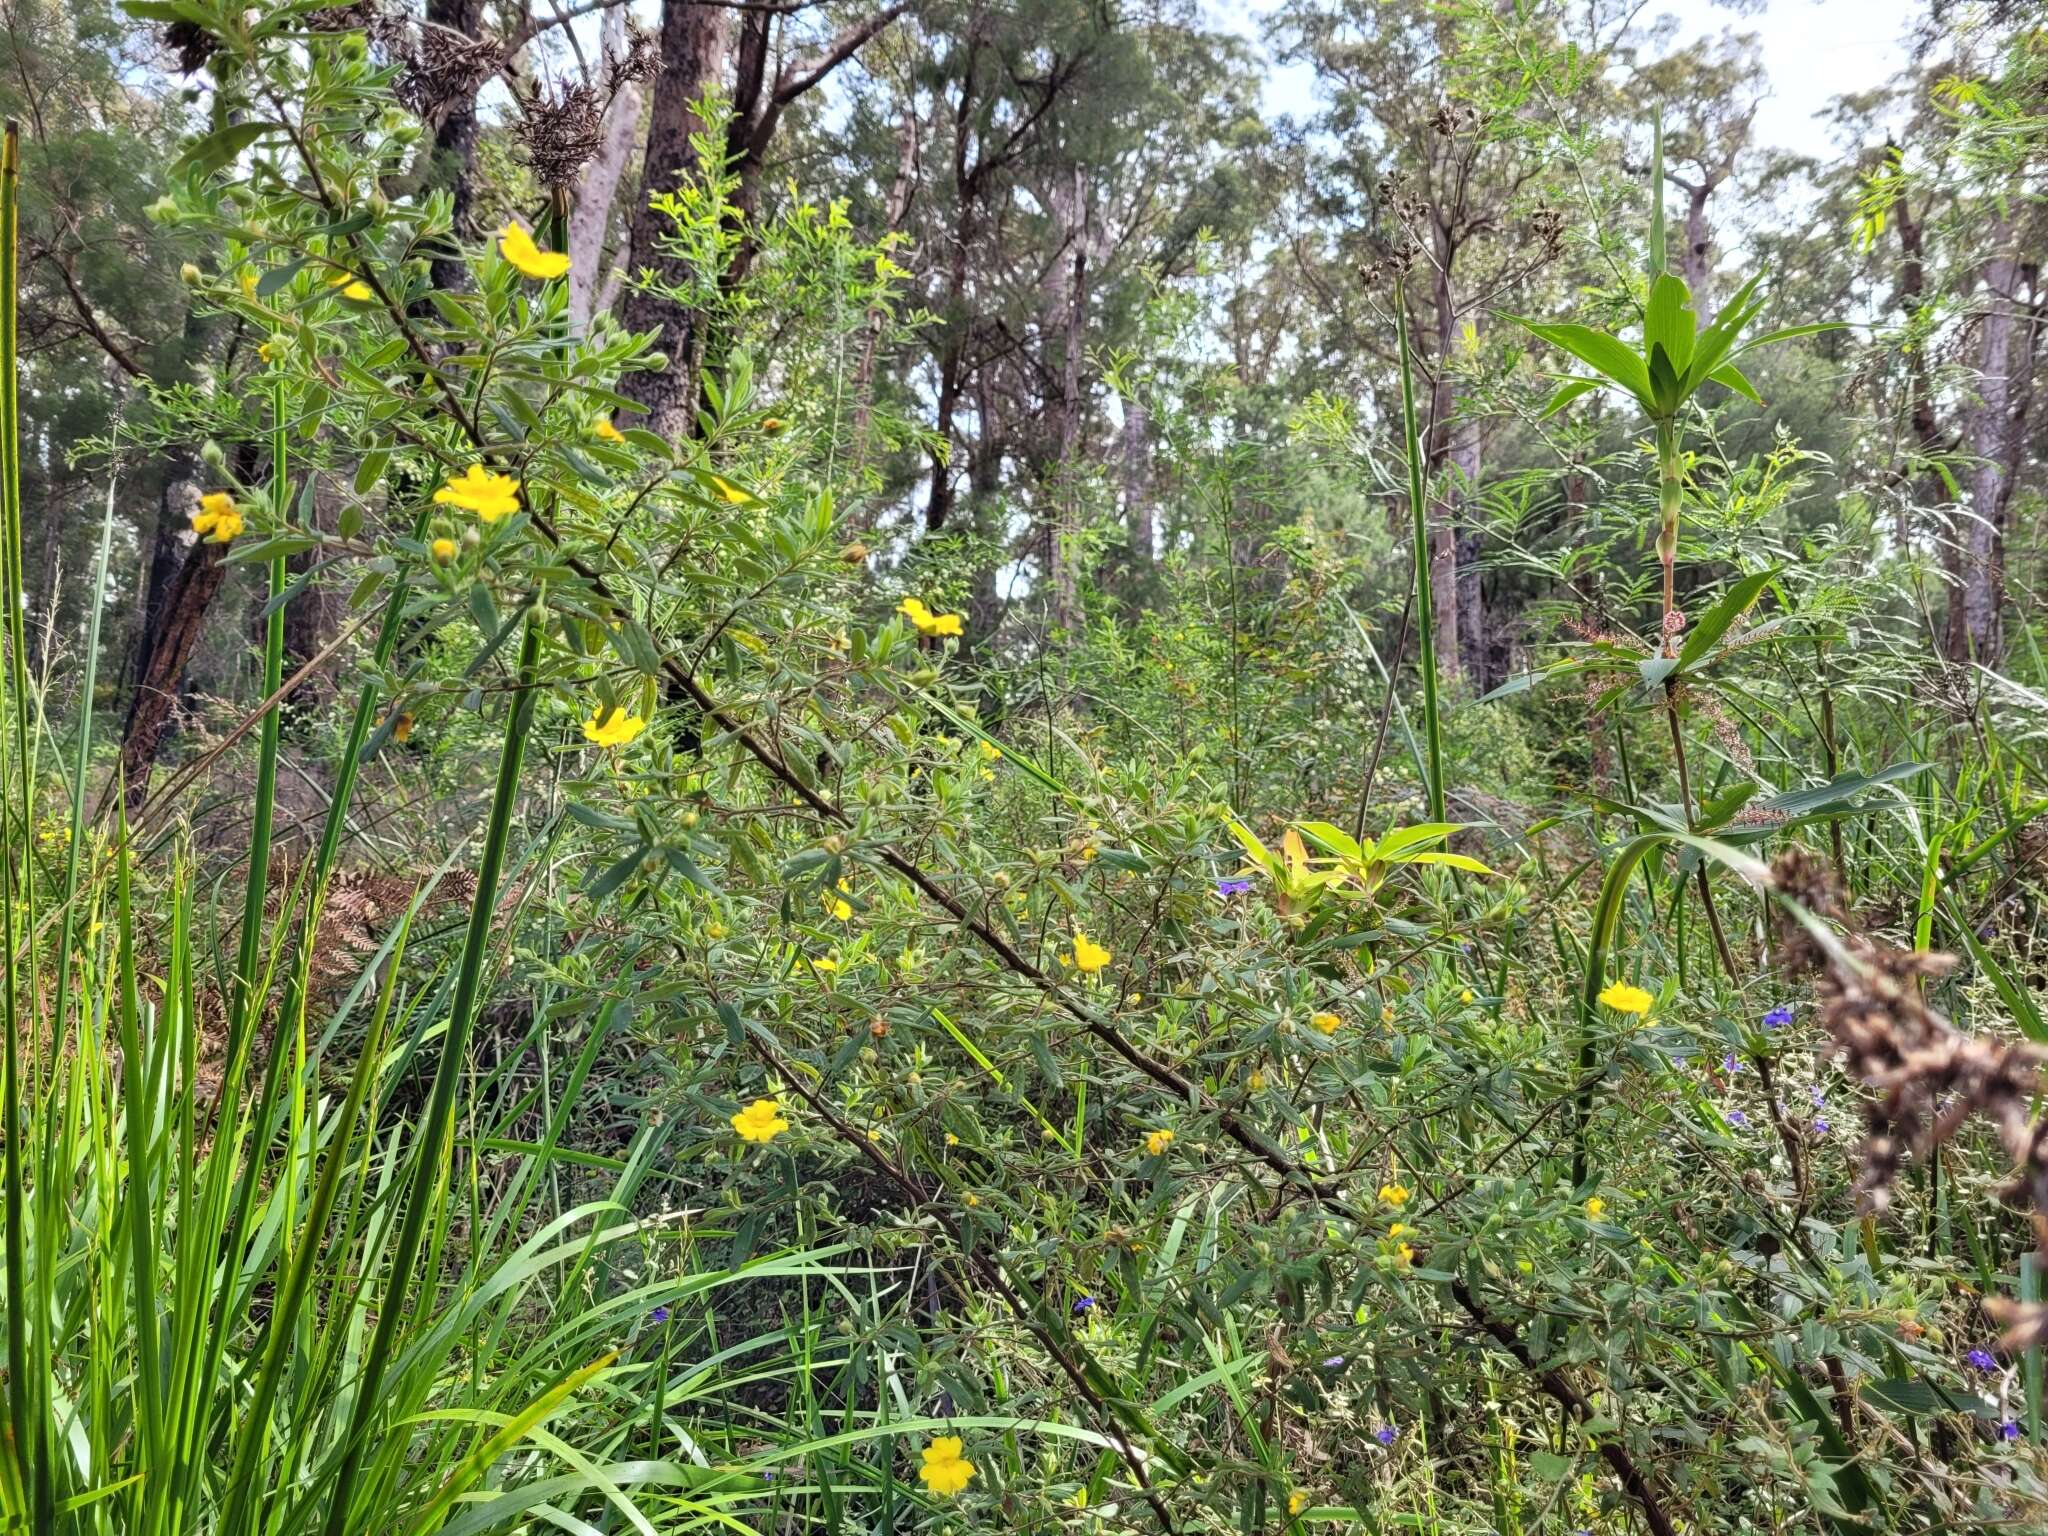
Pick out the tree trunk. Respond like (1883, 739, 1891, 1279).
(424, 0, 489, 297)
(1042, 162, 1087, 632)
(1122, 396, 1153, 563)
(1678, 179, 1713, 306)
(1949, 226, 2023, 664)
(119, 501, 225, 810)
(851, 103, 921, 485)
(618, 0, 729, 439)
(1892, 171, 1947, 551)
(568, 6, 643, 335)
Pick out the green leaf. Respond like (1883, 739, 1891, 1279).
(1760, 762, 1929, 819)
(1676, 568, 1776, 671)
(1643, 272, 1696, 372)
(1734, 321, 1849, 354)
(255, 257, 307, 299)
(175, 121, 277, 179)
(1509, 318, 1652, 407)
(1540, 377, 1601, 417)
(1708, 361, 1762, 403)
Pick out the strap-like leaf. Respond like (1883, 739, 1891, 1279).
(1644, 272, 1696, 372)
(1677, 567, 1776, 670)
(1707, 362, 1762, 403)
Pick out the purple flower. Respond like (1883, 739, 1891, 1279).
(1073, 1295, 1096, 1314)
(1763, 1004, 1794, 1029)
(1321, 1355, 1345, 1369)
(1374, 1425, 1397, 1447)
(1726, 1109, 1748, 1128)
(650, 1305, 670, 1324)
(1813, 1118, 1830, 1134)
(1216, 877, 1253, 897)
(1809, 1085, 1826, 1108)
(2001, 1420, 2022, 1441)
(1723, 1054, 1743, 1075)
(1968, 1348, 1998, 1372)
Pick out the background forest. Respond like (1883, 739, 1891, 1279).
(3, 0, 2048, 1532)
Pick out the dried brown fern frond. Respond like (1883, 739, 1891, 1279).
(1771, 846, 2048, 1349)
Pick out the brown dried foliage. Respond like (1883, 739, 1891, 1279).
(1771, 846, 2048, 1349)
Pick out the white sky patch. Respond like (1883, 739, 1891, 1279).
(1223, 0, 1920, 159)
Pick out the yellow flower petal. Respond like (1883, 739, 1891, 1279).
(1072, 931, 1111, 974)
(582, 707, 647, 748)
(433, 464, 522, 522)
(730, 1098, 789, 1144)
(1596, 980, 1655, 1016)
(498, 221, 571, 280)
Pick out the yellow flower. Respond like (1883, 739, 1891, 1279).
(1072, 931, 1111, 974)
(708, 474, 754, 505)
(811, 955, 838, 973)
(1248, 1068, 1267, 1091)
(582, 706, 647, 748)
(433, 464, 522, 522)
(328, 271, 374, 301)
(898, 596, 964, 637)
(498, 221, 571, 280)
(430, 536, 458, 563)
(978, 739, 1003, 761)
(238, 269, 258, 297)
(705, 921, 727, 940)
(1144, 1127, 1174, 1157)
(730, 1098, 789, 1144)
(592, 416, 626, 443)
(918, 1436, 976, 1497)
(1459, 988, 1475, 1004)
(1388, 1222, 1411, 1238)
(1394, 1242, 1415, 1266)
(1378, 1182, 1411, 1207)
(1381, 1005, 1395, 1023)
(945, 1133, 960, 1146)
(190, 491, 243, 544)
(1288, 1492, 1308, 1516)
(829, 895, 853, 921)
(1597, 980, 1655, 1015)
(963, 1192, 979, 1207)
(1310, 1010, 1342, 1035)
(389, 712, 414, 743)
(1585, 1196, 1606, 1219)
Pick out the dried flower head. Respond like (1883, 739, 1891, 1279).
(1770, 845, 2048, 1349)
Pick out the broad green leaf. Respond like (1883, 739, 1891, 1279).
(1676, 568, 1776, 671)
(1509, 318, 1653, 407)
(1708, 361, 1762, 402)
(1643, 272, 1696, 372)
(175, 120, 277, 179)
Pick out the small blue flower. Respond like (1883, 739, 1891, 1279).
(1321, 1355, 1345, 1369)
(1726, 1109, 1748, 1128)
(1812, 1118, 1830, 1134)
(650, 1305, 670, 1324)
(1216, 876, 1254, 897)
(1374, 1425, 1397, 1447)
(1073, 1295, 1096, 1314)
(1968, 1348, 1998, 1372)
(1809, 1085, 1826, 1107)
(1763, 1004, 1794, 1029)
(2001, 1420, 2021, 1441)
(1723, 1053, 1743, 1075)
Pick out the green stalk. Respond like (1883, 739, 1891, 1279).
(0, 115, 39, 1525)
(1655, 417, 1681, 652)
(1394, 278, 1446, 823)
(318, 614, 545, 1536)
(218, 901, 419, 1534)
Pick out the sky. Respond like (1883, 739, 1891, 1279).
(1224, 0, 1925, 162)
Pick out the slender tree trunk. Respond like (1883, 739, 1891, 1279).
(1950, 225, 2023, 663)
(1042, 162, 1087, 631)
(119, 519, 225, 809)
(1892, 175, 1947, 551)
(424, 0, 488, 296)
(1678, 180, 1713, 305)
(619, 0, 729, 439)
(1122, 396, 1153, 563)
(851, 104, 921, 485)
(568, 7, 643, 335)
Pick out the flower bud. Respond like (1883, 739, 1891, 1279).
(199, 440, 227, 470)
(179, 263, 203, 287)
(839, 542, 869, 564)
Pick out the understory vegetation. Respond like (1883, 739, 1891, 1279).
(3, 1, 2048, 1533)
